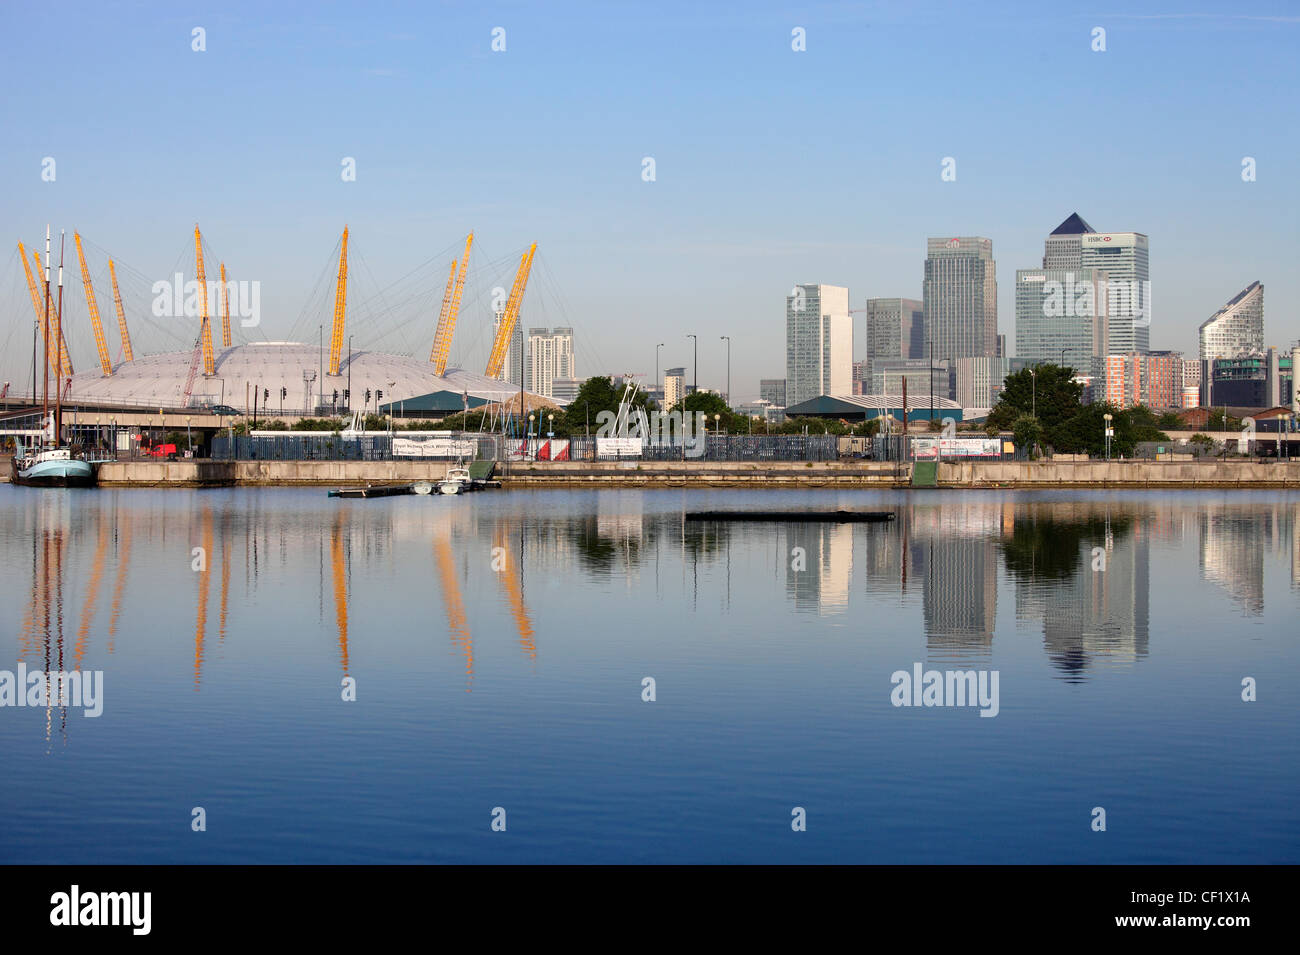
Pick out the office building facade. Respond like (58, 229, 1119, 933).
(1079, 232, 1150, 355)
(786, 284, 851, 406)
(923, 238, 997, 364)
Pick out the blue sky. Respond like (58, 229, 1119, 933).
(2, 0, 1297, 400)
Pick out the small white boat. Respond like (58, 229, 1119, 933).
(436, 480, 462, 495)
(413, 481, 434, 495)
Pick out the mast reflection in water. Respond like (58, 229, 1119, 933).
(0, 487, 1297, 864)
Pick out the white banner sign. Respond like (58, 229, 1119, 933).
(912, 437, 1002, 460)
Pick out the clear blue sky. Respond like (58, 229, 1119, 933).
(2, 0, 1297, 400)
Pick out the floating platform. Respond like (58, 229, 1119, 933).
(328, 484, 416, 499)
(684, 510, 895, 523)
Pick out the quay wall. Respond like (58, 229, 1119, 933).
(37, 459, 1300, 488)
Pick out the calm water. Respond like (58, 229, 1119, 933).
(1, 487, 1297, 864)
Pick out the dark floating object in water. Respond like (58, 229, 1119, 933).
(328, 484, 415, 499)
(685, 510, 895, 523)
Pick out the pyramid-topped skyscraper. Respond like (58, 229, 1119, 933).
(1043, 212, 1096, 270)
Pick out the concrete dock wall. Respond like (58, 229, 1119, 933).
(9, 458, 1298, 489)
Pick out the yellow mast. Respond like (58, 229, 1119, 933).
(430, 260, 457, 365)
(219, 262, 231, 347)
(328, 227, 348, 377)
(484, 243, 536, 379)
(107, 259, 134, 362)
(74, 233, 114, 376)
(194, 225, 214, 376)
(430, 232, 473, 374)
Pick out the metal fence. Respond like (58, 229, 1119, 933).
(209, 432, 839, 462)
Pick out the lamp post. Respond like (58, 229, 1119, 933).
(547, 413, 554, 437)
(1030, 367, 1037, 419)
(347, 335, 353, 413)
(1103, 412, 1113, 461)
(110, 417, 116, 460)
(186, 416, 192, 456)
(720, 335, 730, 406)
(686, 334, 697, 395)
(656, 343, 664, 404)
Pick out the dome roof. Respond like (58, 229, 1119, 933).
(67, 342, 534, 413)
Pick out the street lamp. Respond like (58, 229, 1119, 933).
(686, 334, 697, 395)
(186, 416, 192, 456)
(110, 418, 116, 459)
(1029, 367, 1037, 419)
(547, 413, 554, 437)
(1103, 412, 1114, 461)
(656, 343, 664, 403)
(720, 335, 730, 406)
(714, 413, 722, 435)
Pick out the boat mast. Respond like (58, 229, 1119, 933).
(55, 231, 65, 445)
(42, 226, 51, 445)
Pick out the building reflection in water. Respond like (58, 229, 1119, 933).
(7, 493, 1300, 708)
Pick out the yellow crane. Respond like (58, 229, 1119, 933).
(19, 242, 72, 379)
(194, 225, 214, 376)
(74, 232, 114, 376)
(430, 232, 473, 374)
(484, 243, 536, 380)
(107, 259, 134, 362)
(328, 226, 348, 377)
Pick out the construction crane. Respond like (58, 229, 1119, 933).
(107, 259, 134, 362)
(429, 232, 473, 374)
(219, 262, 231, 347)
(74, 233, 114, 376)
(194, 225, 214, 376)
(19, 242, 71, 379)
(484, 243, 536, 380)
(327, 226, 348, 377)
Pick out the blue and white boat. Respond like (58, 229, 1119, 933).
(12, 447, 97, 488)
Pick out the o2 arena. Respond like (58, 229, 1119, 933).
(3, 226, 551, 422)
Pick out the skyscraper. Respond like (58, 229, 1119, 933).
(1080, 232, 1150, 354)
(1042, 211, 1095, 270)
(865, 297, 925, 386)
(1015, 268, 1110, 374)
(923, 238, 997, 375)
(1198, 281, 1263, 361)
(786, 284, 851, 406)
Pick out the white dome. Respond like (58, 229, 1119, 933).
(66, 342, 532, 413)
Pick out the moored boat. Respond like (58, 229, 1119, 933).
(12, 448, 96, 488)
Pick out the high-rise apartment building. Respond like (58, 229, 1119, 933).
(664, 367, 686, 412)
(1104, 351, 1182, 408)
(1198, 281, 1263, 361)
(923, 238, 997, 369)
(525, 327, 575, 400)
(786, 284, 851, 406)
(1079, 232, 1149, 354)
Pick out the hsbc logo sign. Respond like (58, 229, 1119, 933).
(947, 238, 960, 248)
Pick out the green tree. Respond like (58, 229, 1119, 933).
(1011, 414, 1044, 457)
(987, 364, 1082, 432)
(561, 376, 654, 436)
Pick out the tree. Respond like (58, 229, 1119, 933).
(1012, 414, 1044, 457)
(560, 376, 653, 436)
(987, 364, 1083, 432)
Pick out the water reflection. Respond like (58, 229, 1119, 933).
(5, 491, 1300, 721)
